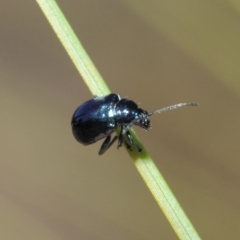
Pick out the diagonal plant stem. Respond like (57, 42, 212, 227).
(36, 0, 201, 239)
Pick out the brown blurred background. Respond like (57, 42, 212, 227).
(1, 0, 240, 239)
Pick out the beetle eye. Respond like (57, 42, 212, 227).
(142, 118, 150, 129)
(134, 114, 150, 130)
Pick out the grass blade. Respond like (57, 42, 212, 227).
(36, 0, 201, 239)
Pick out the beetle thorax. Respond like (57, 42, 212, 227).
(115, 99, 150, 130)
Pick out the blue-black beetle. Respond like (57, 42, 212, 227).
(71, 93, 197, 155)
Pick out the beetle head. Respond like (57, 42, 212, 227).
(133, 109, 150, 130)
(122, 102, 198, 135)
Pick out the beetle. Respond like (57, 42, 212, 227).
(71, 93, 197, 155)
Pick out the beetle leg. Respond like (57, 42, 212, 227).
(99, 135, 111, 155)
(108, 135, 118, 150)
(117, 127, 132, 151)
(117, 126, 124, 148)
(117, 127, 142, 153)
(118, 127, 133, 151)
(99, 135, 118, 155)
(122, 120, 136, 135)
(124, 140, 132, 151)
(123, 130, 132, 151)
(125, 130, 133, 144)
(125, 130, 142, 153)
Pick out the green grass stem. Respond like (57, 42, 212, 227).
(36, 1, 201, 239)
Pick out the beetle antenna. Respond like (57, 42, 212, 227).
(148, 102, 198, 116)
(122, 102, 198, 135)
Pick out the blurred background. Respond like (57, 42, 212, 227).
(1, 0, 240, 239)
